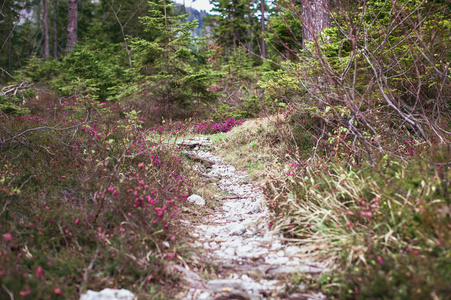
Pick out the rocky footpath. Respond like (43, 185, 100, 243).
(174, 137, 326, 300)
(79, 137, 326, 300)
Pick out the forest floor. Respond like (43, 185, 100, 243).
(1, 94, 449, 300)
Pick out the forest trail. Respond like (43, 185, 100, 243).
(173, 137, 326, 300)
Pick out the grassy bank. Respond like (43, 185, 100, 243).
(215, 111, 450, 299)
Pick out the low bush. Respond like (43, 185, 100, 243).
(0, 93, 195, 298)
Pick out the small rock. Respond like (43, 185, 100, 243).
(228, 223, 246, 236)
(249, 203, 261, 214)
(286, 293, 309, 300)
(207, 279, 245, 292)
(285, 246, 301, 256)
(271, 241, 283, 251)
(286, 292, 327, 300)
(187, 194, 206, 206)
(248, 248, 269, 258)
(236, 244, 253, 257)
(212, 289, 252, 300)
(222, 247, 236, 256)
(169, 264, 206, 289)
(80, 289, 136, 300)
(198, 292, 210, 300)
(265, 266, 305, 279)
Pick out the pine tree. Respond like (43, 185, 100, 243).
(130, 0, 216, 108)
(207, 0, 250, 55)
(0, 0, 23, 79)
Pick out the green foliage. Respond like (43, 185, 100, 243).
(207, 0, 250, 49)
(259, 63, 305, 102)
(57, 42, 133, 101)
(0, 88, 34, 116)
(17, 41, 133, 101)
(96, 0, 153, 43)
(259, 1, 451, 298)
(266, 1, 302, 60)
(0, 1, 23, 82)
(130, 0, 217, 107)
(262, 0, 451, 163)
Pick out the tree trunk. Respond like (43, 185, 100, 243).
(53, 0, 58, 59)
(43, 0, 49, 59)
(8, 37, 12, 69)
(66, 0, 78, 52)
(260, 0, 266, 59)
(246, 0, 252, 53)
(36, 0, 42, 52)
(301, 0, 330, 46)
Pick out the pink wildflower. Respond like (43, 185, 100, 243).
(35, 266, 44, 278)
(3, 233, 12, 241)
(19, 286, 31, 296)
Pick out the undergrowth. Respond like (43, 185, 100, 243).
(274, 146, 450, 299)
(217, 108, 450, 299)
(0, 91, 245, 299)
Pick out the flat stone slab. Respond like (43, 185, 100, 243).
(176, 137, 212, 148)
(80, 289, 136, 300)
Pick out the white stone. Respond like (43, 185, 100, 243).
(285, 246, 302, 257)
(197, 292, 210, 300)
(187, 194, 205, 206)
(80, 289, 136, 300)
(266, 256, 290, 265)
(236, 245, 253, 257)
(228, 239, 243, 248)
(223, 247, 236, 256)
(271, 241, 283, 251)
(249, 203, 261, 214)
(228, 223, 246, 236)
